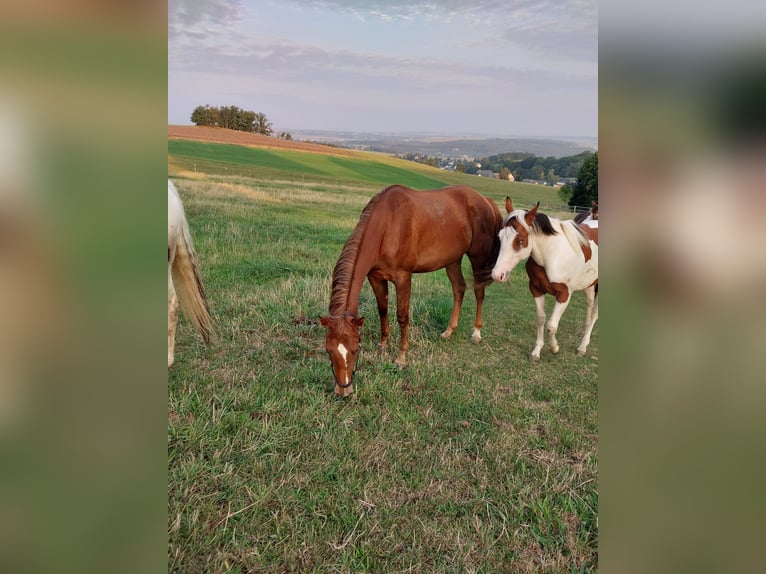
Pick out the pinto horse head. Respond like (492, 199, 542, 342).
(492, 198, 539, 283)
(320, 313, 365, 397)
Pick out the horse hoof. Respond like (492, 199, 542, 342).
(440, 330, 452, 339)
(471, 333, 482, 343)
(529, 353, 540, 362)
(550, 346, 560, 354)
(394, 356, 407, 369)
(576, 348, 587, 357)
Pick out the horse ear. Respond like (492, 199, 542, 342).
(505, 197, 513, 213)
(524, 202, 539, 226)
(592, 200, 597, 208)
(353, 317, 365, 328)
(319, 316, 331, 327)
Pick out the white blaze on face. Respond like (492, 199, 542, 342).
(492, 227, 521, 282)
(337, 343, 350, 385)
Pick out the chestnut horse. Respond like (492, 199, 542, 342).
(168, 180, 213, 367)
(321, 184, 503, 396)
(492, 197, 598, 360)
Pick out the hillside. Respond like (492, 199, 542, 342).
(168, 125, 356, 157)
(168, 126, 570, 211)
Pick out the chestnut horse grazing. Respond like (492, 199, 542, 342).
(321, 184, 503, 396)
(168, 180, 213, 367)
(492, 198, 598, 360)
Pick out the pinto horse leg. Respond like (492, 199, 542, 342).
(368, 275, 390, 349)
(393, 274, 412, 368)
(441, 261, 466, 339)
(530, 295, 546, 361)
(546, 295, 572, 355)
(577, 286, 598, 356)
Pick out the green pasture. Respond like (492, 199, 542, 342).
(167, 145, 597, 572)
(168, 139, 566, 211)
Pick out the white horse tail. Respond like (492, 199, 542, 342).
(171, 206, 213, 346)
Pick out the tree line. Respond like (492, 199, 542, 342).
(190, 105, 291, 139)
(467, 150, 597, 208)
(398, 149, 597, 207)
(468, 150, 592, 183)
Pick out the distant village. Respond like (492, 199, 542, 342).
(395, 153, 581, 188)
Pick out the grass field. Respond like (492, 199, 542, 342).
(168, 143, 597, 573)
(168, 139, 567, 210)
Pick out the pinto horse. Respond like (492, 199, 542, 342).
(492, 198, 598, 360)
(573, 200, 598, 227)
(321, 184, 503, 396)
(168, 180, 213, 367)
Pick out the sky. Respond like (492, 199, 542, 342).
(168, 0, 597, 138)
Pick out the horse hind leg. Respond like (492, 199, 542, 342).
(441, 261, 466, 339)
(577, 286, 598, 356)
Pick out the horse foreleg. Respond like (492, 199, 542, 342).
(393, 274, 412, 368)
(530, 295, 546, 361)
(577, 286, 598, 356)
(546, 295, 572, 355)
(168, 269, 179, 368)
(368, 275, 390, 349)
(441, 261, 466, 339)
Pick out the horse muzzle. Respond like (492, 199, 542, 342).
(492, 269, 508, 283)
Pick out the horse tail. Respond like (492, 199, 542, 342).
(171, 216, 213, 345)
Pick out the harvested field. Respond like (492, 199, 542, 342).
(168, 125, 356, 157)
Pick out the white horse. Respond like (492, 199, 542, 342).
(492, 197, 598, 360)
(168, 180, 212, 367)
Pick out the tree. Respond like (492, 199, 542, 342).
(190, 105, 219, 126)
(558, 184, 573, 204)
(568, 152, 598, 208)
(254, 112, 273, 136)
(190, 105, 274, 135)
(500, 167, 511, 180)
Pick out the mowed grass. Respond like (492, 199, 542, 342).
(168, 154, 597, 572)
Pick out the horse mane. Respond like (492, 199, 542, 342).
(504, 209, 557, 237)
(329, 189, 386, 315)
(573, 211, 588, 224)
(531, 212, 558, 236)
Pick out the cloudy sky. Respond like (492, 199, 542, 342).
(168, 0, 597, 137)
